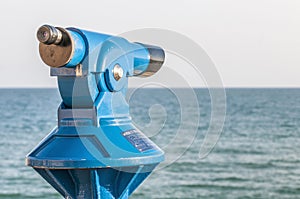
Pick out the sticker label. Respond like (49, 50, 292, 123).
(122, 129, 155, 152)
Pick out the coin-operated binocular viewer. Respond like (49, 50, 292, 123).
(26, 25, 165, 199)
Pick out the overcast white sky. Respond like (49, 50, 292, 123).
(0, 0, 299, 88)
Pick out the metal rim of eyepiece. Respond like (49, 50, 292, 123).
(113, 64, 124, 81)
(37, 25, 63, 45)
(134, 43, 165, 77)
(38, 25, 75, 68)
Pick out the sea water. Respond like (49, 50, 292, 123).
(0, 88, 299, 199)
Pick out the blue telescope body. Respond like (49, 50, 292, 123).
(26, 25, 165, 199)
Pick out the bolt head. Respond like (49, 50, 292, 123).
(113, 64, 124, 81)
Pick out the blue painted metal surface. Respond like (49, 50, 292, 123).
(26, 25, 165, 199)
(64, 30, 86, 67)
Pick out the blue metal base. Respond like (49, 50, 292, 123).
(26, 113, 163, 198)
(35, 166, 154, 199)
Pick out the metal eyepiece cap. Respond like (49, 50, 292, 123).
(37, 25, 62, 45)
(135, 43, 165, 77)
(38, 25, 74, 67)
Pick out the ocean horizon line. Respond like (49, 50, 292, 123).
(1, 86, 300, 89)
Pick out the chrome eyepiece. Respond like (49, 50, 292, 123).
(37, 25, 62, 45)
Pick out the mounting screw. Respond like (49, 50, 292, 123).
(113, 64, 124, 81)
